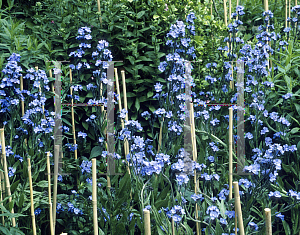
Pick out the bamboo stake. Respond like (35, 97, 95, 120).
(190, 103, 201, 235)
(235, 211, 237, 235)
(229, 108, 233, 200)
(47, 152, 54, 235)
(114, 68, 130, 174)
(69, 69, 78, 161)
(92, 159, 98, 235)
(114, 68, 133, 208)
(229, 0, 231, 20)
(96, 0, 102, 27)
(0, 170, 3, 226)
(157, 117, 164, 154)
(52, 145, 59, 234)
(224, 0, 228, 26)
(171, 217, 175, 235)
(233, 182, 245, 235)
(0, 128, 16, 227)
(144, 209, 151, 235)
(265, 208, 272, 235)
(28, 158, 37, 235)
(211, 0, 213, 17)
(286, 0, 288, 28)
(121, 70, 129, 159)
(289, 0, 291, 28)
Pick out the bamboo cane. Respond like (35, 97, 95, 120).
(224, 0, 228, 26)
(92, 159, 98, 235)
(28, 158, 37, 235)
(171, 217, 175, 235)
(96, 0, 102, 27)
(265, 208, 272, 235)
(289, 0, 291, 28)
(286, 0, 288, 28)
(69, 69, 78, 161)
(229, 108, 233, 200)
(235, 211, 237, 235)
(233, 182, 245, 235)
(121, 70, 129, 159)
(144, 209, 151, 235)
(211, 0, 213, 16)
(69, 69, 79, 190)
(0, 128, 16, 227)
(52, 145, 59, 234)
(0, 170, 3, 226)
(114, 68, 133, 208)
(114, 68, 130, 175)
(47, 152, 54, 235)
(190, 103, 201, 235)
(229, 0, 231, 20)
(157, 117, 164, 154)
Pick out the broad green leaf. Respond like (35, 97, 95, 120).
(137, 11, 145, 19)
(90, 146, 102, 158)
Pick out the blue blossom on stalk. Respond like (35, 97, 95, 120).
(275, 212, 284, 221)
(8, 167, 15, 177)
(34, 208, 42, 216)
(80, 160, 92, 174)
(248, 221, 258, 230)
(206, 205, 220, 220)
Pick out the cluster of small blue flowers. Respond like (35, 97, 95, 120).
(0, 53, 24, 117)
(165, 205, 186, 223)
(80, 160, 92, 174)
(22, 67, 54, 139)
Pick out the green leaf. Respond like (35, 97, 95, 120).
(10, 180, 19, 193)
(90, 146, 102, 158)
(135, 98, 140, 111)
(116, 172, 131, 197)
(82, 121, 88, 130)
(295, 103, 300, 116)
(0, 226, 9, 234)
(137, 11, 145, 19)
(18, 193, 24, 208)
(291, 127, 300, 134)
(36, 180, 49, 188)
(283, 220, 291, 234)
(10, 227, 25, 235)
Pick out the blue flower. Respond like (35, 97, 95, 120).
(176, 174, 189, 185)
(8, 167, 15, 177)
(78, 131, 87, 138)
(249, 222, 258, 230)
(34, 208, 42, 215)
(275, 212, 284, 221)
(207, 155, 214, 162)
(206, 206, 220, 220)
(225, 210, 235, 218)
(191, 193, 203, 202)
(269, 191, 281, 198)
(154, 82, 163, 92)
